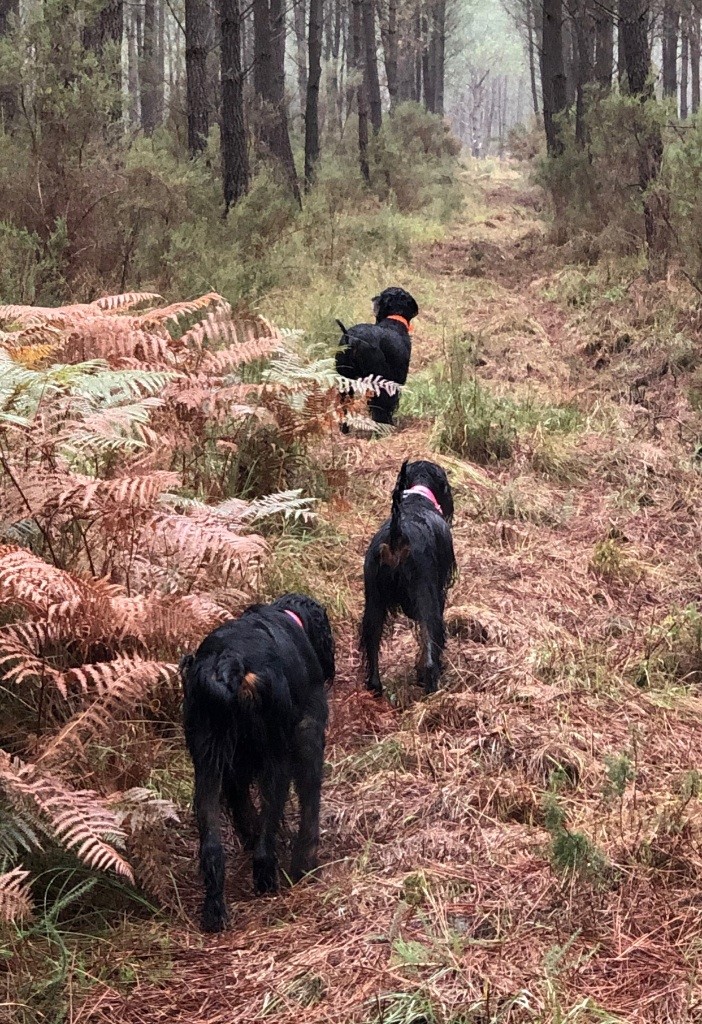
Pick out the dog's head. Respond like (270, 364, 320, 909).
(372, 287, 419, 325)
(272, 593, 336, 683)
(402, 459, 454, 522)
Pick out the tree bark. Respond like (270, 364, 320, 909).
(362, 0, 382, 130)
(352, 0, 370, 181)
(662, 0, 679, 99)
(221, 0, 249, 209)
(431, 0, 446, 115)
(83, 0, 124, 120)
(562, 12, 576, 106)
(253, 0, 301, 202)
(681, 22, 689, 118)
(0, 0, 17, 124)
(574, 0, 595, 145)
(141, 0, 159, 135)
(541, 0, 567, 155)
(155, 0, 165, 123)
(378, 0, 398, 107)
(619, 0, 666, 276)
(692, 7, 700, 112)
(293, 0, 308, 113)
(526, 0, 540, 115)
(186, 0, 210, 152)
(127, 8, 140, 126)
(594, 5, 614, 89)
(304, 0, 323, 186)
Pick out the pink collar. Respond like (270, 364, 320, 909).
(284, 609, 304, 630)
(404, 484, 443, 516)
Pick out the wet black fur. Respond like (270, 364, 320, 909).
(180, 593, 335, 932)
(335, 286, 419, 430)
(360, 460, 456, 696)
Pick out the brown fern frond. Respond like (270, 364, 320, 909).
(0, 632, 66, 695)
(55, 470, 182, 512)
(110, 593, 232, 648)
(137, 292, 230, 329)
(92, 293, 164, 313)
(6, 342, 61, 368)
(140, 512, 267, 576)
(0, 867, 33, 923)
(198, 338, 281, 375)
(0, 546, 122, 619)
(0, 753, 135, 882)
(60, 320, 175, 367)
(39, 658, 177, 772)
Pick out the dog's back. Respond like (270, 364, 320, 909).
(182, 605, 327, 766)
(335, 322, 412, 384)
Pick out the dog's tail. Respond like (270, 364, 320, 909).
(379, 459, 410, 568)
(180, 649, 272, 709)
(336, 318, 348, 337)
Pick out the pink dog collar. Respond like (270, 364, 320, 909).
(284, 609, 304, 630)
(404, 484, 443, 516)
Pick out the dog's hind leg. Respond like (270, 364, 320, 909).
(416, 596, 446, 695)
(194, 760, 228, 932)
(360, 593, 387, 695)
(290, 717, 325, 882)
(223, 771, 259, 852)
(252, 762, 290, 894)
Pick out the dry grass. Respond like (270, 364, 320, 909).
(34, 166, 702, 1024)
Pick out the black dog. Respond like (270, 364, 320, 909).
(335, 286, 419, 430)
(360, 460, 456, 696)
(180, 593, 335, 932)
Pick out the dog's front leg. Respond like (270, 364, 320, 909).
(253, 763, 290, 894)
(194, 761, 228, 932)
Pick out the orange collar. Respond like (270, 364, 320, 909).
(386, 314, 413, 333)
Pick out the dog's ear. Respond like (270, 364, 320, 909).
(425, 463, 454, 522)
(276, 593, 336, 682)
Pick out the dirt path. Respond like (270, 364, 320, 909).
(82, 166, 702, 1024)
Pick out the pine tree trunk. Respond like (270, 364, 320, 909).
(127, 9, 140, 125)
(432, 0, 445, 115)
(421, 9, 433, 110)
(574, 0, 594, 146)
(155, 0, 165, 123)
(304, 0, 323, 185)
(352, 0, 370, 181)
(692, 8, 700, 112)
(186, 0, 210, 152)
(83, 0, 124, 120)
(221, 0, 249, 209)
(562, 13, 576, 107)
(378, 0, 398, 107)
(253, 0, 302, 202)
(141, 0, 159, 135)
(662, 0, 679, 99)
(294, 0, 308, 113)
(594, 6, 614, 89)
(526, 0, 540, 115)
(0, 0, 18, 124)
(541, 0, 567, 155)
(415, 6, 422, 101)
(362, 0, 382, 130)
(619, 0, 666, 276)
(681, 24, 689, 118)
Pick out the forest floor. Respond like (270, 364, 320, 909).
(78, 164, 702, 1024)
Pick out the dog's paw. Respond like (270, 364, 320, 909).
(253, 855, 279, 895)
(201, 900, 229, 933)
(290, 856, 319, 885)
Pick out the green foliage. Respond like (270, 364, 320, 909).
(544, 780, 609, 884)
(603, 752, 635, 804)
(635, 606, 702, 689)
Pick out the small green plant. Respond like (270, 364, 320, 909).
(635, 606, 702, 689)
(544, 780, 609, 884)
(589, 537, 635, 583)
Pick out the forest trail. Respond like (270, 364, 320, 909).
(82, 166, 702, 1024)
